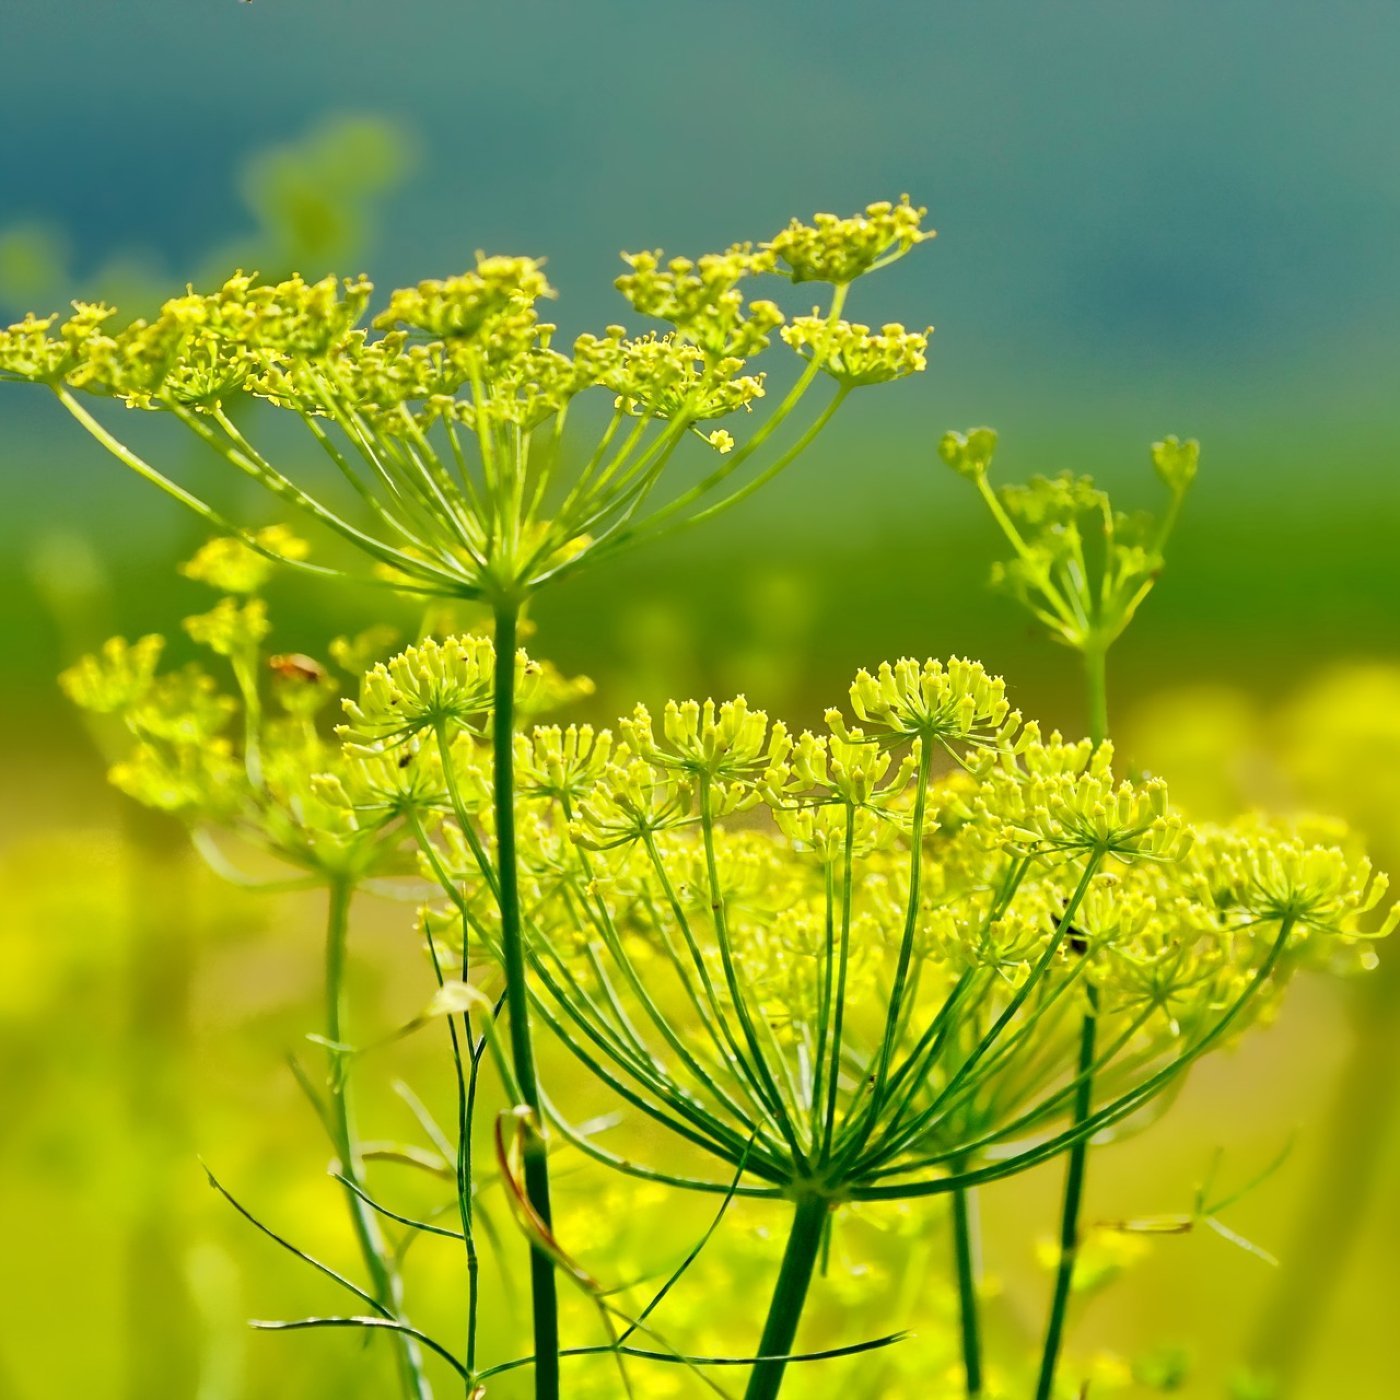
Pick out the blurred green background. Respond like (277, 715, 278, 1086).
(2, 3, 1398, 1397)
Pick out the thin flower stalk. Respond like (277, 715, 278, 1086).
(325, 876, 433, 1400)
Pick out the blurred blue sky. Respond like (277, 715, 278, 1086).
(2, 1, 1398, 685)
(5, 2, 1398, 405)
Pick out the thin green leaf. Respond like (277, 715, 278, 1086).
(474, 1330, 911, 1381)
(619, 1143, 753, 1344)
(250, 1317, 470, 1382)
(332, 1172, 466, 1242)
(202, 1163, 390, 1319)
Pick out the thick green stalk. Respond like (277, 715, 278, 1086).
(745, 1194, 831, 1400)
(324, 878, 431, 1400)
(951, 1172, 984, 1398)
(1033, 986, 1099, 1400)
(492, 602, 560, 1400)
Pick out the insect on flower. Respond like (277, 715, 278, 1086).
(268, 652, 329, 684)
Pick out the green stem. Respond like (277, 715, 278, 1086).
(1084, 643, 1108, 750)
(675, 385, 850, 535)
(232, 646, 264, 790)
(744, 1195, 831, 1400)
(1031, 639, 1109, 1397)
(1033, 985, 1099, 1400)
(1031, 639, 1108, 1397)
(951, 1173, 984, 1398)
(421, 912, 485, 1383)
(324, 878, 431, 1400)
(492, 602, 560, 1400)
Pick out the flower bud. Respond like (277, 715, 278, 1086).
(938, 427, 998, 480)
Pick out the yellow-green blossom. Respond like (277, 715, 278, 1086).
(180, 525, 310, 593)
(783, 316, 930, 385)
(766, 196, 933, 285)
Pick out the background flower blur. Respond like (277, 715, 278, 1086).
(1, 3, 1397, 1397)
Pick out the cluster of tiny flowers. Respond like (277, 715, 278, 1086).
(179, 524, 311, 593)
(1, 201, 934, 604)
(405, 650, 1391, 1197)
(1189, 825, 1392, 939)
(992, 772, 1189, 862)
(782, 316, 930, 386)
(615, 246, 782, 360)
(340, 635, 592, 749)
(59, 538, 441, 879)
(834, 656, 1017, 750)
(765, 196, 933, 285)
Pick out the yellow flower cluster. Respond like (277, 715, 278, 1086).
(374, 256, 553, 342)
(1, 202, 935, 609)
(402, 646, 1392, 1202)
(615, 246, 782, 359)
(340, 634, 591, 748)
(59, 540, 433, 880)
(766, 196, 933, 285)
(783, 316, 930, 386)
(179, 524, 311, 593)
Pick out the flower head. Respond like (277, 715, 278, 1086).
(404, 651, 1389, 1209)
(59, 635, 164, 714)
(183, 598, 271, 657)
(570, 758, 692, 851)
(616, 246, 780, 358)
(7, 204, 933, 606)
(943, 431, 1200, 657)
(180, 526, 310, 594)
(783, 317, 931, 386)
(994, 772, 1190, 863)
(937, 426, 998, 481)
(341, 635, 498, 746)
(515, 724, 616, 805)
(373, 256, 553, 342)
(834, 657, 1016, 752)
(1151, 435, 1200, 495)
(1192, 828, 1395, 938)
(766, 197, 933, 285)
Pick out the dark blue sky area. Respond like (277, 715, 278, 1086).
(4, 3, 1397, 389)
